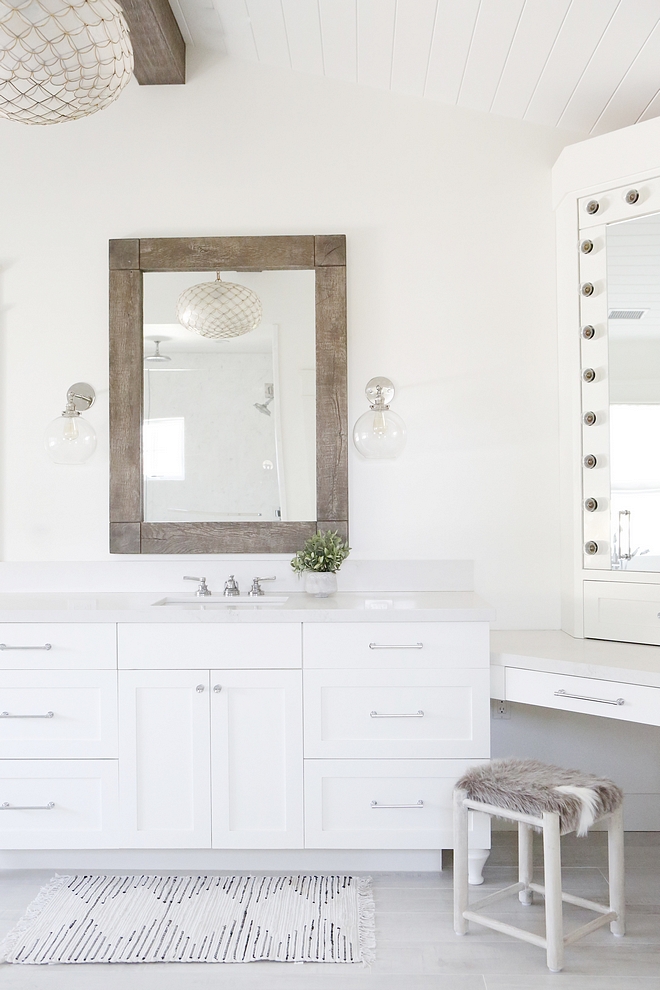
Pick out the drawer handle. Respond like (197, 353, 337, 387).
(368, 643, 423, 650)
(0, 644, 52, 651)
(0, 711, 54, 719)
(0, 802, 55, 810)
(371, 800, 424, 809)
(370, 710, 424, 718)
(554, 689, 624, 707)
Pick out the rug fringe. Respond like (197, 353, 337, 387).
(0, 874, 72, 963)
(357, 875, 375, 967)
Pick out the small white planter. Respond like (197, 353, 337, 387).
(304, 571, 338, 598)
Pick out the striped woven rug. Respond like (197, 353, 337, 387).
(0, 874, 375, 965)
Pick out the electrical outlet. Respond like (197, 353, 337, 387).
(491, 699, 511, 720)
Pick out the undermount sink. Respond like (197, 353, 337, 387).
(152, 595, 289, 607)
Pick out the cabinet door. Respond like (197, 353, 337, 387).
(211, 669, 303, 848)
(119, 670, 210, 847)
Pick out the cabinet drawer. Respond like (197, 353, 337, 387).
(118, 624, 301, 669)
(0, 760, 119, 849)
(304, 759, 490, 849)
(0, 671, 118, 759)
(505, 667, 660, 727)
(303, 622, 489, 669)
(0, 624, 116, 670)
(584, 580, 660, 647)
(304, 669, 489, 759)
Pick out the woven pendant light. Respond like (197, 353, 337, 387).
(176, 274, 263, 340)
(0, 0, 133, 125)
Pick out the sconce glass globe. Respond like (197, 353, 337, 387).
(353, 377, 407, 459)
(44, 382, 97, 463)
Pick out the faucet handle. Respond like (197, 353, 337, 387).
(184, 576, 211, 597)
(248, 576, 276, 597)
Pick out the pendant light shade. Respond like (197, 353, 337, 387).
(176, 274, 263, 340)
(0, 0, 133, 126)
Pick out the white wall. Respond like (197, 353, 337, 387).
(0, 53, 579, 627)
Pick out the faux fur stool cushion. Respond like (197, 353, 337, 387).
(457, 759, 623, 836)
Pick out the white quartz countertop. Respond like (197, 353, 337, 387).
(0, 591, 495, 623)
(491, 629, 660, 689)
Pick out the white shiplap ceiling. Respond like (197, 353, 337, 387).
(170, 0, 660, 136)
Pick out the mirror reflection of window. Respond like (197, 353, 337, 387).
(143, 417, 185, 480)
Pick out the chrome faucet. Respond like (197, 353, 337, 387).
(224, 575, 240, 597)
(183, 576, 211, 597)
(248, 576, 276, 597)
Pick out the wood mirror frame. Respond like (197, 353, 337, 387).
(109, 235, 347, 554)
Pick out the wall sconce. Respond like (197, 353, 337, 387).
(353, 377, 406, 459)
(44, 383, 96, 464)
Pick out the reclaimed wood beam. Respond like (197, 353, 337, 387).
(120, 0, 185, 86)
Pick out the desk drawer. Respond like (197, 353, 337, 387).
(0, 760, 119, 849)
(118, 623, 301, 669)
(304, 669, 489, 759)
(0, 624, 115, 670)
(303, 622, 489, 669)
(0, 671, 117, 759)
(505, 667, 660, 727)
(304, 759, 490, 849)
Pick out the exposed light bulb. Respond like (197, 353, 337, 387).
(353, 377, 407, 459)
(44, 383, 97, 464)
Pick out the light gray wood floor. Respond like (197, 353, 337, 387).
(0, 832, 658, 988)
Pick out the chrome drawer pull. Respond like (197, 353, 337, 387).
(368, 642, 423, 650)
(554, 689, 624, 707)
(370, 710, 424, 718)
(0, 644, 52, 651)
(0, 711, 54, 719)
(371, 800, 424, 809)
(0, 802, 55, 810)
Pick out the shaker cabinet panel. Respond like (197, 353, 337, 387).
(303, 622, 489, 669)
(118, 670, 211, 847)
(211, 670, 303, 848)
(304, 668, 490, 759)
(118, 623, 301, 670)
(0, 670, 118, 759)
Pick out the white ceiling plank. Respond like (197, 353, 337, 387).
(524, 0, 620, 128)
(390, 0, 438, 99)
(319, 0, 357, 83)
(637, 87, 660, 125)
(212, 0, 259, 60)
(457, 0, 526, 113)
(424, 0, 480, 104)
(244, 0, 291, 68)
(357, 0, 396, 91)
(592, 19, 660, 134)
(490, 0, 572, 120)
(281, 0, 324, 75)
(559, 3, 660, 133)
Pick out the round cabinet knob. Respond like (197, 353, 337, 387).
(584, 541, 599, 555)
(213, 684, 221, 693)
(583, 454, 598, 469)
(584, 497, 598, 512)
(625, 189, 639, 204)
(582, 368, 596, 383)
(580, 239, 594, 254)
(581, 325, 595, 340)
(583, 411, 597, 426)
(586, 200, 599, 214)
(581, 282, 595, 297)
(196, 684, 205, 693)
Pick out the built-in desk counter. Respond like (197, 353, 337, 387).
(491, 630, 660, 727)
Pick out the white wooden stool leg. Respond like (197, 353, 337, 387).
(607, 805, 625, 936)
(518, 822, 534, 905)
(542, 811, 564, 973)
(453, 788, 469, 935)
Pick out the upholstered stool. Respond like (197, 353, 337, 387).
(453, 759, 625, 973)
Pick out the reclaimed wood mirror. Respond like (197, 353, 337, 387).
(109, 235, 347, 554)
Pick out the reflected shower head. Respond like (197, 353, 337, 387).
(254, 398, 273, 417)
(144, 338, 171, 363)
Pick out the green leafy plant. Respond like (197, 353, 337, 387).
(291, 530, 351, 574)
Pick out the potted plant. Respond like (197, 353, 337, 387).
(291, 530, 351, 597)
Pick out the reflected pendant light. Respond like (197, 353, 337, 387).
(176, 273, 263, 340)
(0, 0, 133, 126)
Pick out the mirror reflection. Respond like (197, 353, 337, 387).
(607, 213, 660, 570)
(142, 270, 316, 524)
